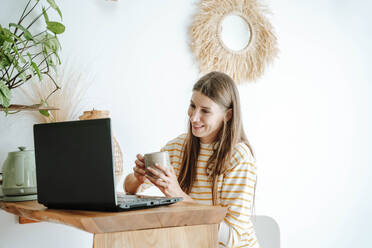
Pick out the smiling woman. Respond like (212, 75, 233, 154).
(125, 71, 259, 248)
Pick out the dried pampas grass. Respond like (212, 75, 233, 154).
(19, 65, 91, 123)
(189, 0, 278, 83)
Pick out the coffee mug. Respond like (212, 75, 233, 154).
(144, 151, 170, 178)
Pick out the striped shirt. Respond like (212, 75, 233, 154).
(142, 134, 260, 248)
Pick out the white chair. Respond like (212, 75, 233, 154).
(252, 215, 280, 248)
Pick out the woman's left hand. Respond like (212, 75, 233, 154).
(145, 163, 192, 201)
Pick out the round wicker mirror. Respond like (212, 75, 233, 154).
(219, 14, 252, 52)
(189, 0, 278, 83)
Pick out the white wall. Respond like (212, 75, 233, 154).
(1, 0, 371, 247)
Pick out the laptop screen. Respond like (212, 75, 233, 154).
(33, 118, 117, 209)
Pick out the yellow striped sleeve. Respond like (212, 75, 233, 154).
(220, 142, 259, 247)
(169, 154, 182, 160)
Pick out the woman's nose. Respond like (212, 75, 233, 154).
(190, 110, 200, 122)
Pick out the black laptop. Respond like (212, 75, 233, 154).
(33, 118, 182, 211)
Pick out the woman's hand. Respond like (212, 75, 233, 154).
(133, 154, 146, 184)
(145, 163, 194, 202)
(124, 154, 147, 194)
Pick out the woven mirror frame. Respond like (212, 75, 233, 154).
(189, 0, 278, 83)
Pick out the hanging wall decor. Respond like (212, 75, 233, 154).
(189, 0, 278, 83)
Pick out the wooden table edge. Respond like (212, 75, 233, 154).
(0, 200, 227, 234)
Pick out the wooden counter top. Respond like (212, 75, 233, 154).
(0, 200, 227, 234)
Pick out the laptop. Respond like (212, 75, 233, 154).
(33, 118, 182, 211)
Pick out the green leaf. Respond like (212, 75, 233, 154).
(55, 52, 61, 64)
(42, 45, 48, 57)
(0, 81, 11, 108)
(1, 27, 23, 44)
(42, 7, 49, 23)
(39, 109, 50, 117)
(2, 41, 12, 50)
(5, 51, 15, 65)
(26, 52, 41, 81)
(31, 61, 42, 81)
(43, 33, 60, 51)
(12, 46, 26, 64)
(0, 56, 10, 69)
(47, 0, 63, 20)
(46, 22, 65, 34)
(0, 25, 13, 45)
(46, 0, 58, 9)
(9, 23, 33, 41)
(39, 99, 50, 117)
(27, 52, 33, 62)
(0, 31, 13, 43)
(47, 57, 57, 71)
(0, 49, 13, 69)
(51, 35, 61, 50)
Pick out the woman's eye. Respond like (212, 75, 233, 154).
(202, 109, 210, 114)
(190, 104, 195, 108)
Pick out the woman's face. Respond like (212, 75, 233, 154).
(188, 91, 230, 144)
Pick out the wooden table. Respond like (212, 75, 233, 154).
(0, 200, 227, 248)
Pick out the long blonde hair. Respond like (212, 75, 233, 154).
(178, 71, 255, 205)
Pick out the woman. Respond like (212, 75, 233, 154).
(124, 71, 259, 248)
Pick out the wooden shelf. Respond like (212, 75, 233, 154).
(0, 104, 59, 112)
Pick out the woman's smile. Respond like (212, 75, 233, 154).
(192, 124, 204, 131)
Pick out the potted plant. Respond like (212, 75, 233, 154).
(0, 0, 65, 115)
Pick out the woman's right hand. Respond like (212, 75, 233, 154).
(133, 154, 146, 184)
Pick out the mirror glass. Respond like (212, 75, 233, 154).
(219, 15, 251, 52)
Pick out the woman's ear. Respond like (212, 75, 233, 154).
(225, 109, 232, 122)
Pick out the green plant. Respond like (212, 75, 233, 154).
(0, 0, 65, 114)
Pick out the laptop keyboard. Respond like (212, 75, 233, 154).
(115, 193, 182, 209)
(117, 194, 159, 204)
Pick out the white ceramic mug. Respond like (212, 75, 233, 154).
(144, 151, 170, 178)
